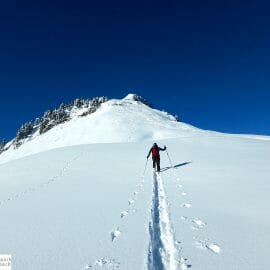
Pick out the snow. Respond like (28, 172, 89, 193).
(0, 95, 270, 269)
(0, 95, 199, 164)
(147, 172, 179, 270)
(123, 93, 138, 100)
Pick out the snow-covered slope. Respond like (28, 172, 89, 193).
(0, 94, 269, 269)
(0, 136, 269, 270)
(0, 94, 200, 164)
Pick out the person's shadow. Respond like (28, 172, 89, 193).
(160, 162, 191, 172)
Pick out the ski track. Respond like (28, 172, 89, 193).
(1, 151, 222, 269)
(3, 152, 220, 270)
(147, 172, 179, 270)
(2, 153, 222, 269)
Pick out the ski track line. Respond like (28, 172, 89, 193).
(0, 153, 82, 208)
(147, 172, 179, 270)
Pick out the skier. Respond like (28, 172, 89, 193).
(147, 143, 166, 172)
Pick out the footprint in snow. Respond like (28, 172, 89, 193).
(181, 192, 187, 196)
(120, 211, 129, 218)
(179, 257, 192, 269)
(128, 199, 135, 205)
(178, 184, 183, 188)
(181, 216, 206, 230)
(137, 183, 143, 188)
(195, 239, 221, 254)
(175, 240, 182, 249)
(206, 243, 221, 254)
(85, 258, 120, 269)
(110, 228, 121, 242)
(181, 203, 192, 208)
(192, 218, 206, 229)
(175, 240, 182, 245)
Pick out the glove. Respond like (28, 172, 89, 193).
(164, 145, 167, 150)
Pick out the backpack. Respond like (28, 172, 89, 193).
(152, 146, 159, 158)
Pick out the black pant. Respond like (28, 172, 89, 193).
(152, 157, 160, 172)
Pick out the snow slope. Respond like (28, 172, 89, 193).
(0, 135, 269, 270)
(0, 94, 269, 269)
(0, 94, 199, 164)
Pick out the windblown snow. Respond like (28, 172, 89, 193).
(0, 94, 269, 270)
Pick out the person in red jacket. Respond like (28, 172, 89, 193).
(147, 143, 166, 172)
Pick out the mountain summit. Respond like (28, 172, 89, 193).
(0, 94, 197, 163)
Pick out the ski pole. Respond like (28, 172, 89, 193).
(166, 148, 173, 168)
(143, 158, 148, 176)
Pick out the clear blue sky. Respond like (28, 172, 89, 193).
(1, 0, 269, 140)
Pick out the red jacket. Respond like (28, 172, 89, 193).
(147, 145, 166, 159)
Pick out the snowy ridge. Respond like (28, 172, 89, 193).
(1, 93, 269, 165)
(0, 94, 198, 164)
(0, 96, 107, 152)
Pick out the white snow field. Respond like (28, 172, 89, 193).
(0, 94, 269, 270)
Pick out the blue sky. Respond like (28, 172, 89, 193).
(0, 0, 269, 140)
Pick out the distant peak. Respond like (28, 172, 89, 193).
(123, 93, 137, 100)
(122, 93, 152, 108)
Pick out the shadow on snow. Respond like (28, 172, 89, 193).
(160, 162, 191, 172)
